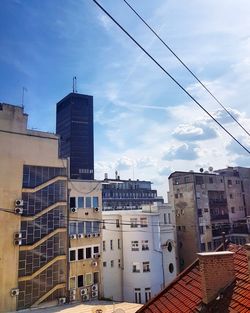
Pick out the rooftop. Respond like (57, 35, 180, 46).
(137, 244, 250, 313)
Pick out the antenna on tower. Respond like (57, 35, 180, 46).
(72, 76, 77, 93)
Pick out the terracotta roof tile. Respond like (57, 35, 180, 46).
(137, 244, 250, 313)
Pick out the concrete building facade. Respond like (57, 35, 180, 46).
(68, 180, 103, 303)
(0, 103, 67, 312)
(168, 169, 250, 272)
(102, 203, 177, 304)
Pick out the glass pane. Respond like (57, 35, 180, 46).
(93, 197, 99, 208)
(78, 197, 84, 208)
(86, 197, 91, 208)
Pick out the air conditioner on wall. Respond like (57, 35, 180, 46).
(92, 291, 98, 298)
(92, 284, 98, 292)
(78, 233, 84, 239)
(10, 288, 19, 297)
(14, 232, 22, 239)
(14, 207, 23, 215)
(70, 234, 77, 240)
(70, 289, 76, 295)
(92, 261, 98, 267)
(15, 200, 23, 207)
(14, 239, 22, 246)
(70, 294, 76, 301)
(70, 207, 78, 213)
(80, 288, 88, 296)
(58, 297, 66, 304)
(93, 207, 99, 212)
(93, 253, 100, 259)
(82, 294, 90, 302)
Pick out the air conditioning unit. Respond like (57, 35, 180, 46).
(10, 288, 19, 297)
(70, 294, 76, 301)
(15, 200, 23, 207)
(92, 233, 96, 238)
(70, 207, 78, 213)
(14, 239, 22, 246)
(14, 207, 23, 215)
(92, 290, 98, 298)
(93, 207, 99, 212)
(70, 234, 77, 240)
(92, 261, 98, 267)
(93, 253, 100, 259)
(80, 288, 88, 296)
(14, 232, 22, 239)
(78, 233, 84, 239)
(70, 289, 76, 295)
(58, 297, 66, 304)
(87, 234, 91, 238)
(82, 294, 90, 302)
(92, 284, 98, 292)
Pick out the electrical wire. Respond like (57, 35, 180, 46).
(92, 0, 250, 155)
(122, 0, 250, 138)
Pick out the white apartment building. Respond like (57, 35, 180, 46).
(102, 203, 177, 304)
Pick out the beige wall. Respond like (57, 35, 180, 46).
(0, 104, 65, 312)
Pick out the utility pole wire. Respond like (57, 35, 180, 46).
(122, 0, 250, 138)
(92, 0, 250, 155)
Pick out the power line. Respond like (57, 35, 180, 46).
(92, 0, 250, 155)
(122, 0, 250, 138)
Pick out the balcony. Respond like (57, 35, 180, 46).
(209, 199, 227, 207)
(210, 214, 229, 221)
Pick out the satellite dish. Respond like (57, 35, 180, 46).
(200, 168, 204, 173)
(208, 166, 213, 172)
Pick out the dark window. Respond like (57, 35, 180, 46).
(70, 197, 76, 208)
(78, 248, 84, 260)
(169, 263, 174, 273)
(86, 247, 91, 259)
(93, 272, 99, 284)
(78, 275, 84, 287)
(70, 250, 76, 261)
(195, 176, 204, 185)
(93, 246, 99, 253)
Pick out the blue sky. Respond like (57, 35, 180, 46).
(1, 0, 250, 199)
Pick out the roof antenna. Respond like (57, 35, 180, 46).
(72, 76, 77, 93)
(21, 87, 27, 109)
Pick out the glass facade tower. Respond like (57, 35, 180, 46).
(56, 93, 94, 180)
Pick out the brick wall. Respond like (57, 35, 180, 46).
(197, 251, 235, 304)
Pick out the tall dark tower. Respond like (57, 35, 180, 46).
(56, 92, 94, 180)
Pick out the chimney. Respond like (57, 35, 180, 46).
(197, 251, 235, 304)
(245, 243, 250, 275)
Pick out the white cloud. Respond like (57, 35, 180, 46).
(172, 121, 217, 141)
(162, 143, 200, 161)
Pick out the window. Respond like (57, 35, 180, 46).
(230, 194, 233, 199)
(111, 260, 114, 267)
(118, 259, 121, 268)
(169, 263, 174, 273)
(69, 222, 77, 235)
(103, 241, 106, 252)
(116, 219, 120, 228)
(86, 247, 91, 259)
(168, 213, 171, 224)
(179, 193, 183, 198)
(78, 221, 84, 234)
(195, 176, 204, 185)
(132, 241, 139, 251)
(85, 273, 92, 286)
(231, 207, 235, 213)
(69, 250, 76, 261)
(69, 276, 76, 289)
(78, 248, 84, 260)
(175, 194, 178, 199)
(132, 263, 140, 273)
(145, 288, 151, 302)
(103, 261, 107, 267)
(228, 180, 232, 187)
(93, 221, 100, 233)
(207, 242, 212, 251)
(93, 197, 99, 208)
(93, 246, 99, 254)
(78, 197, 84, 208)
(142, 240, 149, 251)
(198, 209, 202, 217)
(93, 272, 99, 284)
(118, 239, 121, 249)
(143, 261, 150, 272)
(135, 288, 141, 303)
(130, 218, 138, 228)
(86, 197, 91, 208)
(140, 217, 148, 227)
(196, 192, 201, 199)
(164, 213, 167, 224)
(201, 243, 206, 252)
(110, 240, 113, 250)
(199, 226, 204, 235)
(86, 221, 92, 234)
(102, 220, 106, 229)
(70, 197, 76, 208)
(78, 275, 84, 288)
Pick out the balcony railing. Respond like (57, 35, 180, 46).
(209, 199, 227, 207)
(210, 214, 229, 221)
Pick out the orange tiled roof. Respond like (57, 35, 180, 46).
(137, 244, 250, 313)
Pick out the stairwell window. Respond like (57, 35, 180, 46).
(143, 261, 150, 272)
(140, 217, 148, 227)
